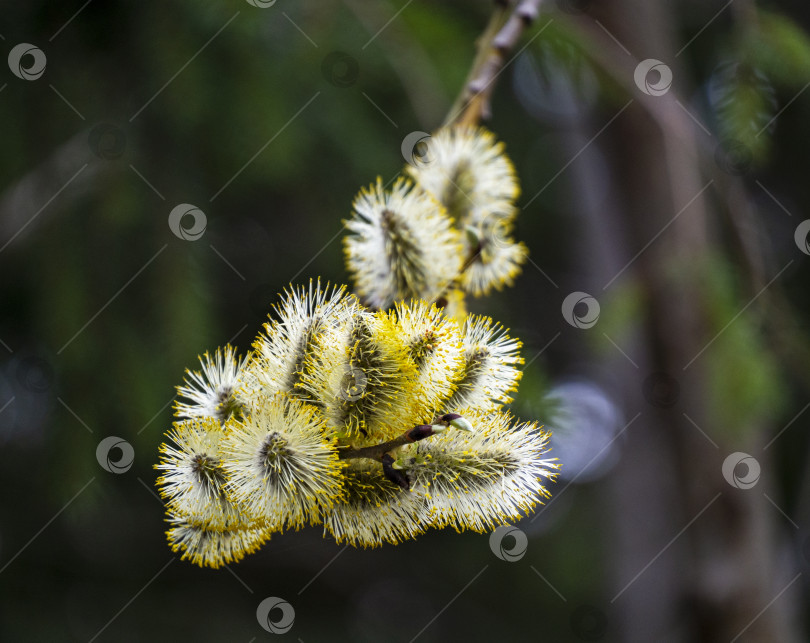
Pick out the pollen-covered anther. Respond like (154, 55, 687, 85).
(323, 461, 428, 547)
(191, 454, 225, 488)
(391, 301, 464, 414)
(165, 512, 270, 569)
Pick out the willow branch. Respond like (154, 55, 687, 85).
(431, 237, 484, 308)
(561, 12, 810, 393)
(444, 0, 543, 128)
(337, 414, 471, 492)
(338, 423, 447, 491)
(338, 423, 443, 462)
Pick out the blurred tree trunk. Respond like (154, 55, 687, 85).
(570, 0, 802, 640)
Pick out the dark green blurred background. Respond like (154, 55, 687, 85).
(2, 1, 810, 641)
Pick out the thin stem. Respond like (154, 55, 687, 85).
(443, 3, 513, 127)
(444, 0, 544, 128)
(431, 241, 482, 309)
(338, 434, 413, 462)
(338, 423, 441, 461)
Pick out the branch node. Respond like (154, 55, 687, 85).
(382, 453, 410, 490)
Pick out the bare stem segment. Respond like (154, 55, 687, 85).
(338, 423, 443, 462)
(444, 0, 544, 128)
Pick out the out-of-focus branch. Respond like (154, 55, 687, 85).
(561, 11, 810, 393)
(0, 133, 106, 251)
(444, 0, 544, 127)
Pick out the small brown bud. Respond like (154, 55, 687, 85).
(382, 454, 410, 490)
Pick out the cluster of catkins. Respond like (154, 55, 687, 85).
(345, 126, 528, 317)
(155, 127, 558, 568)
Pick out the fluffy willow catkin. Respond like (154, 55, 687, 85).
(324, 460, 430, 547)
(154, 282, 558, 567)
(301, 308, 420, 445)
(343, 177, 462, 310)
(404, 126, 528, 297)
(245, 281, 357, 400)
(221, 392, 344, 529)
(412, 409, 555, 532)
(342, 127, 528, 319)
